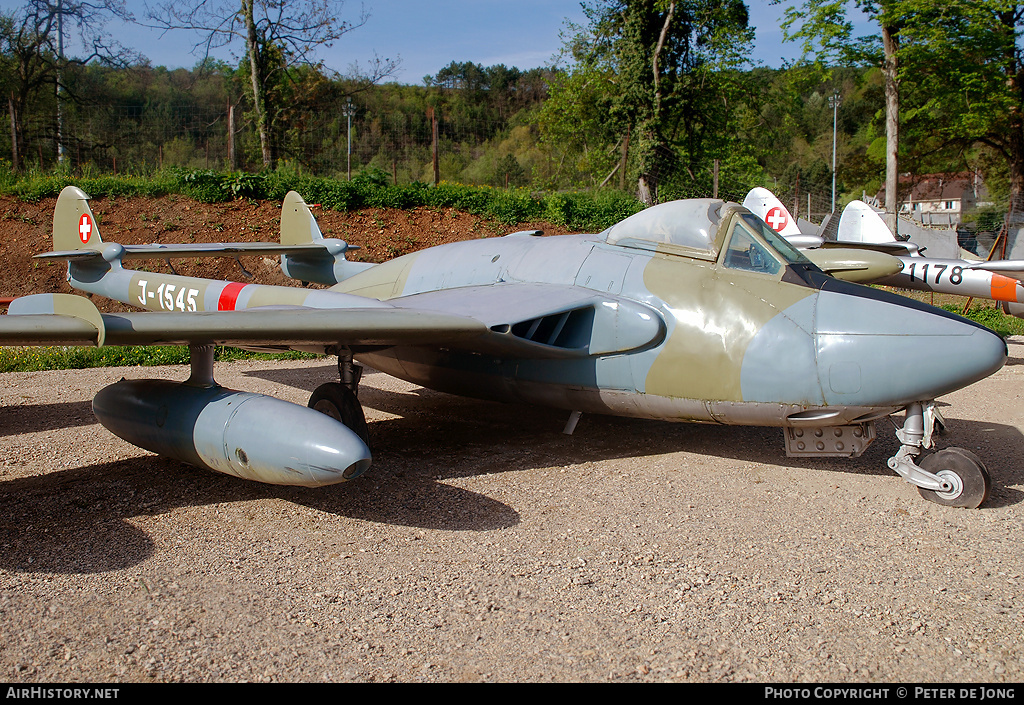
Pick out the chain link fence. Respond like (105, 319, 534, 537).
(12, 102, 838, 214)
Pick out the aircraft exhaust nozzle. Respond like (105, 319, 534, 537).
(93, 380, 371, 486)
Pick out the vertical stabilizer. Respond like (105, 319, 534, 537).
(742, 187, 804, 238)
(837, 201, 897, 244)
(53, 186, 104, 251)
(280, 190, 325, 245)
(278, 191, 374, 285)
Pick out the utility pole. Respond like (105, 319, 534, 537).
(342, 99, 355, 180)
(829, 91, 841, 213)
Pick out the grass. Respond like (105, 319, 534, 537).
(0, 345, 317, 373)
(942, 303, 1024, 338)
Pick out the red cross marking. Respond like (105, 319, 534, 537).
(79, 214, 92, 244)
(765, 207, 788, 232)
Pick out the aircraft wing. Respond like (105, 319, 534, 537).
(965, 260, 1024, 279)
(0, 283, 666, 359)
(0, 293, 487, 349)
(819, 240, 921, 256)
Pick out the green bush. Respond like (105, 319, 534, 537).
(487, 189, 543, 224)
(0, 167, 647, 233)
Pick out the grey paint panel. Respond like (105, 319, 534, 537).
(815, 330, 1006, 407)
(815, 289, 973, 337)
(740, 296, 822, 405)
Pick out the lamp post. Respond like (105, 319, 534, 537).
(342, 99, 356, 180)
(829, 90, 841, 213)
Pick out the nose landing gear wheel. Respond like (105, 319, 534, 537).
(308, 382, 371, 450)
(917, 447, 991, 508)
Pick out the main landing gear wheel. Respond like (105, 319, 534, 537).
(917, 447, 991, 509)
(308, 382, 370, 450)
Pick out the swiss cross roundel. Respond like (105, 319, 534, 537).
(765, 207, 789, 233)
(78, 213, 93, 244)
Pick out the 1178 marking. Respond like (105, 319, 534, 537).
(905, 262, 964, 286)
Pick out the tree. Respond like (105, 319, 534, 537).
(891, 2, 1024, 220)
(783, 1, 1024, 226)
(0, 0, 135, 171)
(143, 0, 396, 168)
(780, 1, 903, 229)
(540, 0, 753, 204)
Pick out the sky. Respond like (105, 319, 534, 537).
(0, 1, 876, 84)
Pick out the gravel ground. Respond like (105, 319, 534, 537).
(1, 340, 1022, 683)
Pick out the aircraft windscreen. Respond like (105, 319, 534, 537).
(740, 213, 814, 266)
(724, 224, 782, 275)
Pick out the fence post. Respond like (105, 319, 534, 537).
(9, 97, 19, 173)
(794, 172, 800, 220)
(427, 107, 439, 186)
(619, 127, 630, 191)
(228, 102, 236, 171)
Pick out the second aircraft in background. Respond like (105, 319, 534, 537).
(743, 187, 1024, 317)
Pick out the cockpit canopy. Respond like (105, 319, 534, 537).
(602, 199, 731, 259)
(602, 198, 813, 271)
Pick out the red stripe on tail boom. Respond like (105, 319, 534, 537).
(217, 282, 247, 311)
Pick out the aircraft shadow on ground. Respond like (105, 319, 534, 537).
(0, 400, 96, 437)
(243, 362, 380, 393)
(211, 360, 1024, 511)
(3, 365, 1021, 575)
(1005, 338, 1024, 367)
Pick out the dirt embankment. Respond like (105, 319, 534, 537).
(0, 194, 575, 306)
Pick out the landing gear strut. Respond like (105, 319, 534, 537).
(307, 347, 370, 448)
(887, 402, 991, 508)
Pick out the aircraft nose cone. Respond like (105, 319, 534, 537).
(814, 288, 1007, 406)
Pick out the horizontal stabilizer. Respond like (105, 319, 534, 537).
(35, 241, 353, 262)
(966, 260, 1024, 279)
(820, 240, 921, 256)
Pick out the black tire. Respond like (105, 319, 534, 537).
(308, 382, 370, 450)
(917, 447, 991, 508)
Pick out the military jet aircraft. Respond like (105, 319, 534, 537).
(0, 186, 1008, 508)
(744, 187, 1024, 315)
